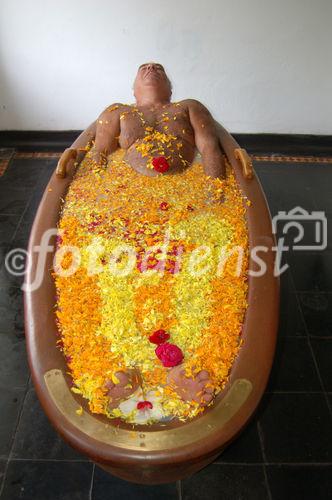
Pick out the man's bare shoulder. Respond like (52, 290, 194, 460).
(177, 99, 209, 111)
(97, 103, 131, 121)
(178, 99, 216, 124)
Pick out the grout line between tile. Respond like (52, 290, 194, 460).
(262, 463, 273, 500)
(307, 337, 332, 419)
(255, 420, 274, 500)
(293, 289, 310, 340)
(8, 458, 90, 463)
(264, 391, 326, 394)
(7, 379, 31, 457)
(0, 384, 30, 392)
(0, 377, 30, 496)
(9, 169, 48, 243)
(0, 458, 9, 498)
(212, 461, 332, 466)
(277, 335, 308, 338)
(176, 480, 182, 500)
(307, 336, 332, 340)
(89, 463, 95, 500)
(257, 421, 267, 463)
(297, 290, 332, 419)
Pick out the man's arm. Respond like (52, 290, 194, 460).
(91, 104, 121, 164)
(56, 120, 97, 178)
(186, 99, 226, 179)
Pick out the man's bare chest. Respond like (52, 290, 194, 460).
(118, 104, 194, 149)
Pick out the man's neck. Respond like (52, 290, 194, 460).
(135, 92, 171, 108)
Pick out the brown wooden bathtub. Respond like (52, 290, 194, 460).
(24, 121, 279, 484)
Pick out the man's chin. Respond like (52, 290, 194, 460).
(143, 80, 161, 88)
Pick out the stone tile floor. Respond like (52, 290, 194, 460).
(0, 153, 331, 499)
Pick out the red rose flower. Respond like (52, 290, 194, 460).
(152, 156, 170, 173)
(149, 329, 170, 345)
(155, 343, 184, 367)
(137, 401, 153, 411)
(159, 201, 169, 210)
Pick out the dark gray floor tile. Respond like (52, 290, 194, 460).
(0, 287, 24, 336)
(20, 197, 43, 226)
(0, 243, 10, 269)
(181, 464, 269, 500)
(287, 251, 332, 292)
(20, 164, 54, 226)
(10, 222, 33, 251)
(92, 465, 178, 500)
(266, 464, 332, 500)
(0, 459, 6, 491)
(256, 163, 331, 189)
(0, 263, 25, 288)
(298, 292, 332, 337)
(254, 162, 275, 176)
(1, 222, 33, 279)
(309, 170, 332, 212)
(278, 289, 307, 337)
(279, 266, 294, 292)
(0, 215, 21, 244)
(259, 393, 332, 462)
(0, 387, 26, 459)
(0, 332, 29, 388)
(258, 169, 317, 217)
(310, 339, 332, 391)
(11, 389, 84, 460)
(0, 224, 32, 288)
(267, 338, 321, 392)
(328, 393, 332, 412)
(0, 148, 331, 498)
(0, 188, 32, 216)
(1, 460, 92, 500)
(0, 214, 22, 269)
(326, 212, 332, 250)
(215, 420, 263, 463)
(1, 160, 47, 189)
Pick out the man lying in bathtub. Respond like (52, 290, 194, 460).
(57, 62, 227, 412)
(89, 62, 226, 179)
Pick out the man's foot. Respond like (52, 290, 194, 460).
(105, 369, 141, 409)
(167, 365, 215, 406)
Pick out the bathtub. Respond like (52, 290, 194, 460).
(24, 120, 279, 484)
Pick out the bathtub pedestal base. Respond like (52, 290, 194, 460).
(97, 451, 222, 484)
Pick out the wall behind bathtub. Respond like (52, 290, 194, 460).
(0, 0, 331, 134)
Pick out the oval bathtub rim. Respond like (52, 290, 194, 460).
(24, 121, 279, 467)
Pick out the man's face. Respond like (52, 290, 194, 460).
(133, 62, 172, 101)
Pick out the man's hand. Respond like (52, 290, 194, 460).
(186, 99, 226, 179)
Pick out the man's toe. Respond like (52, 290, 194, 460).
(204, 385, 214, 394)
(202, 393, 213, 403)
(105, 380, 115, 390)
(197, 370, 209, 381)
(115, 371, 130, 386)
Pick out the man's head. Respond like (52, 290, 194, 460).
(133, 62, 172, 103)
